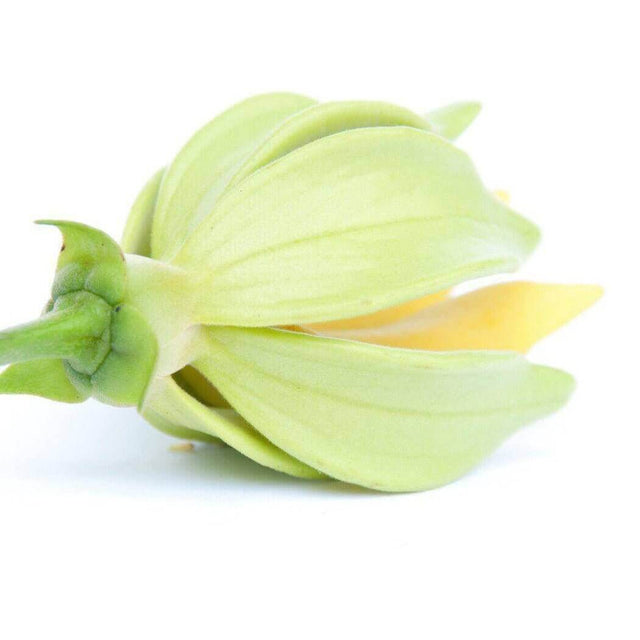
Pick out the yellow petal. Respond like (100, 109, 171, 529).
(307, 289, 449, 331)
(316, 282, 602, 353)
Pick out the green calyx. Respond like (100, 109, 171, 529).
(0, 221, 158, 407)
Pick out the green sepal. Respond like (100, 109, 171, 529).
(66, 304, 158, 407)
(37, 220, 127, 306)
(0, 222, 158, 407)
(0, 359, 87, 403)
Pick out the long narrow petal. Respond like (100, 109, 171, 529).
(127, 102, 430, 261)
(310, 166, 511, 334)
(306, 185, 518, 333)
(193, 327, 574, 492)
(126, 103, 438, 330)
(427, 101, 482, 140)
(142, 403, 222, 444)
(315, 282, 603, 352)
(151, 93, 316, 260)
(121, 168, 165, 256)
(142, 376, 324, 479)
(174, 127, 540, 327)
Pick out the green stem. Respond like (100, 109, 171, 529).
(0, 296, 110, 368)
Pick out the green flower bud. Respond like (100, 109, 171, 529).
(0, 94, 600, 491)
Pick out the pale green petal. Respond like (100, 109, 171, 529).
(142, 404, 222, 444)
(151, 92, 316, 260)
(121, 168, 165, 256)
(134, 102, 430, 261)
(142, 376, 324, 479)
(0, 359, 86, 403)
(227, 100, 431, 188)
(194, 327, 574, 492)
(427, 101, 482, 140)
(174, 127, 540, 327)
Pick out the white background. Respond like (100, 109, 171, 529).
(1, 2, 637, 638)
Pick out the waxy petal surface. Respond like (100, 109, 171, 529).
(128, 101, 431, 259)
(174, 127, 540, 327)
(228, 100, 431, 187)
(194, 326, 574, 491)
(314, 282, 603, 352)
(143, 376, 324, 479)
(152, 93, 316, 260)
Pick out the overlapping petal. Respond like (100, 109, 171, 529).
(227, 100, 431, 187)
(115, 97, 597, 490)
(312, 282, 603, 352)
(151, 92, 316, 260)
(143, 376, 323, 479)
(307, 289, 449, 332)
(0, 93, 600, 492)
(192, 326, 574, 491)
(130, 99, 434, 260)
(173, 127, 540, 327)
(122, 168, 165, 256)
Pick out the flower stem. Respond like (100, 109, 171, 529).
(0, 296, 110, 369)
